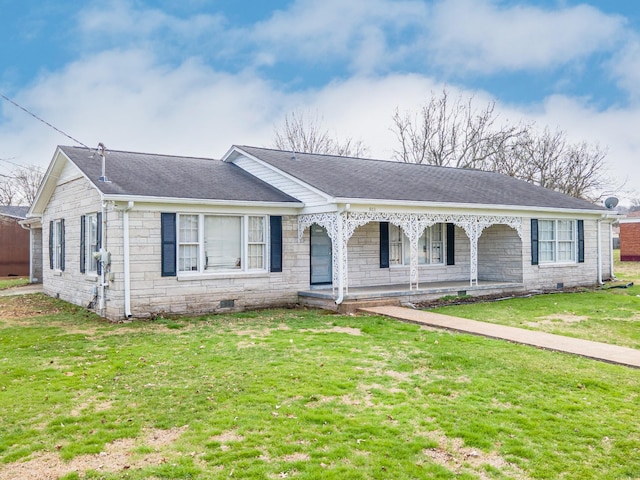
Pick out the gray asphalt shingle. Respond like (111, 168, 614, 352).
(237, 145, 605, 211)
(59, 146, 300, 203)
(0, 206, 30, 219)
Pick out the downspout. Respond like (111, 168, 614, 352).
(609, 221, 615, 280)
(19, 221, 34, 283)
(597, 219, 603, 285)
(123, 201, 134, 318)
(335, 204, 350, 305)
(98, 199, 108, 315)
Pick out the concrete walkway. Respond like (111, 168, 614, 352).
(361, 305, 640, 369)
(0, 284, 43, 297)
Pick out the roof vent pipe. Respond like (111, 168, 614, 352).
(97, 142, 110, 183)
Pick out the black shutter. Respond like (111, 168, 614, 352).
(60, 219, 65, 272)
(96, 212, 102, 275)
(446, 223, 455, 266)
(49, 220, 54, 270)
(577, 220, 585, 263)
(161, 213, 177, 277)
(270, 216, 283, 273)
(531, 219, 539, 266)
(380, 222, 389, 268)
(80, 215, 86, 273)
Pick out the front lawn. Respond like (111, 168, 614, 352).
(430, 251, 640, 349)
(1, 294, 639, 479)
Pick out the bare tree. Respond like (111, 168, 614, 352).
(391, 88, 527, 169)
(274, 111, 368, 157)
(490, 127, 610, 202)
(391, 89, 614, 201)
(11, 165, 44, 205)
(0, 164, 44, 206)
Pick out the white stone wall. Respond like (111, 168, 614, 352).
(30, 227, 43, 282)
(345, 222, 471, 287)
(121, 212, 309, 320)
(521, 218, 612, 290)
(42, 176, 104, 309)
(478, 224, 523, 282)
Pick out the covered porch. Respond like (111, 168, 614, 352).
(298, 279, 526, 313)
(297, 209, 526, 310)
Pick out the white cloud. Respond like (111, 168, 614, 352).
(426, 0, 626, 73)
(250, 0, 429, 73)
(2, 0, 640, 205)
(608, 35, 640, 101)
(75, 0, 226, 57)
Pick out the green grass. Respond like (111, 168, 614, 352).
(1, 294, 639, 479)
(430, 251, 640, 349)
(0, 277, 29, 290)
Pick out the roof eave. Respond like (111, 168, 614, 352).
(329, 197, 609, 216)
(102, 194, 304, 208)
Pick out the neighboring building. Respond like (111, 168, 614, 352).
(23, 145, 618, 320)
(0, 206, 30, 277)
(619, 212, 640, 261)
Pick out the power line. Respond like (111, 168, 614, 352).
(0, 92, 90, 149)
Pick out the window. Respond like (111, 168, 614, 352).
(82, 214, 99, 273)
(50, 219, 65, 271)
(177, 214, 266, 273)
(388, 223, 444, 266)
(539, 220, 576, 263)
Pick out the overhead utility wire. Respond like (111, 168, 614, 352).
(0, 92, 90, 149)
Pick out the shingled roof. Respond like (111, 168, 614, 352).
(0, 206, 29, 219)
(236, 145, 604, 211)
(59, 146, 300, 204)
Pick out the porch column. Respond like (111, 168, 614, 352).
(469, 222, 479, 286)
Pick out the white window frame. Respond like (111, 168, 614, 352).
(177, 214, 267, 274)
(389, 223, 445, 266)
(84, 213, 99, 274)
(52, 219, 64, 271)
(539, 219, 577, 264)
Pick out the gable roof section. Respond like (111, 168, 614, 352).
(234, 146, 605, 212)
(0, 206, 29, 219)
(58, 146, 300, 204)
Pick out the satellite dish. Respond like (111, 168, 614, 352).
(604, 197, 619, 209)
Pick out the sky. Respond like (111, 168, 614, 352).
(1, 0, 639, 205)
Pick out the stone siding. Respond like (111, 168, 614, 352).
(346, 222, 470, 287)
(478, 224, 523, 282)
(42, 176, 104, 309)
(522, 218, 612, 290)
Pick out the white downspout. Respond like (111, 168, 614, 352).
(19, 221, 34, 282)
(123, 201, 134, 318)
(98, 199, 108, 315)
(597, 219, 603, 285)
(609, 222, 615, 280)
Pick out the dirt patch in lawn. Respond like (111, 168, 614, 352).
(0, 426, 188, 480)
(526, 313, 589, 327)
(421, 431, 529, 480)
(0, 294, 66, 321)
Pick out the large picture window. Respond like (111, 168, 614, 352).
(177, 214, 266, 273)
(539, 219, 576, 263)
(388, 223, 444, 266)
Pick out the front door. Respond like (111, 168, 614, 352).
(310, 225, 332, 285)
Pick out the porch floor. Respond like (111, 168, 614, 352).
(298, 280, 525, 313)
